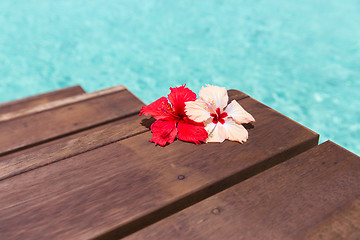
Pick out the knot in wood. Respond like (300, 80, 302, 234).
(177, 175, 185, 180)
(211, 207, 221, 215)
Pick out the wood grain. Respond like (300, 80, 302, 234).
(0, 86, 144, 156)
(0, 115, 150, 181)
(0, 85, 125, 122)
(0, 89, 246, 181)
(126, 141, 360, 240)
(0, 85, 85, 117)
(227, 89, 248, 102)
(0, 94, 318, 240)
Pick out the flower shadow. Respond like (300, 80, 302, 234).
(141, 117, 174, 147)
(243, 123, 254, 130)
(141, 117, 156, 129)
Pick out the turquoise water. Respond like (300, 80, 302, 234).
(0, 0, 359, 155)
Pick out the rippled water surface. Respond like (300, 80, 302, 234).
(0, 0, 359, 154)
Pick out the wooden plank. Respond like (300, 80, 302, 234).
(0, 89, 245, 180)
(0, 94, 318, 240)
(126, 141, 360, 240)
(227, 89, 248, 102)
(0, 85, 86, 117)
(0, 86, 144, 156)
(0, 85, 125, 122)
(0, 114, 149, 181)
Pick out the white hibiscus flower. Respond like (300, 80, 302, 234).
(185, 85, 255, 143)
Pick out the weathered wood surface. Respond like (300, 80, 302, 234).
(0, 85, 86, 117)
(0, 85, 125, 122)
(126, 141, 360, 240)
(0, 114, 151, 181)
(0, 92, 318, 240)
(227, 89, 248, 102)
(0, 86, 144, 156)
(0, 90, 247, 181)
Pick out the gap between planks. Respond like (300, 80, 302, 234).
(0, 93, 318, 240)
(0, 115, 149, 181)
(123, 141, 360, 240)
(0, 90, 249, 181)
(0, 86, 144, 157)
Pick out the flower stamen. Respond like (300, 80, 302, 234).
(211, 108, 228, 124)
(158, 102, 178, 119)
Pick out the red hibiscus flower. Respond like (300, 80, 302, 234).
(140, 85, 208, 146)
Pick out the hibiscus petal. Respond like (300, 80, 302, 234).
(150, 120, 178, 146)
(177, 119, 208, 145)
(223, 118, 249, 143)
(185, 99, 211, 123)
(199, 85, 228, 110)
(224, 100, 255, 124)
(205, 122, 227, 143)
(167, 85, 197, 117)
(140, 97, 177, 121)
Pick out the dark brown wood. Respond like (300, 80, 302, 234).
(0, 94, 318, 240)
(0, 115, 150, 181)
(0, 85, 85, 116)
(0, 86, 125, 122)
(0, 89, 246, 181)
(126, 141, 360, 240)
(0, 86, 144, 156)
(227, 89, 248, 102)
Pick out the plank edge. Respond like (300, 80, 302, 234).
(0, 85, 127, 123)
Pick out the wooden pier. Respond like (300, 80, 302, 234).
(0, 85, 359, 239)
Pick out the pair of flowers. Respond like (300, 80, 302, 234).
(140, 85, 255, 146)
